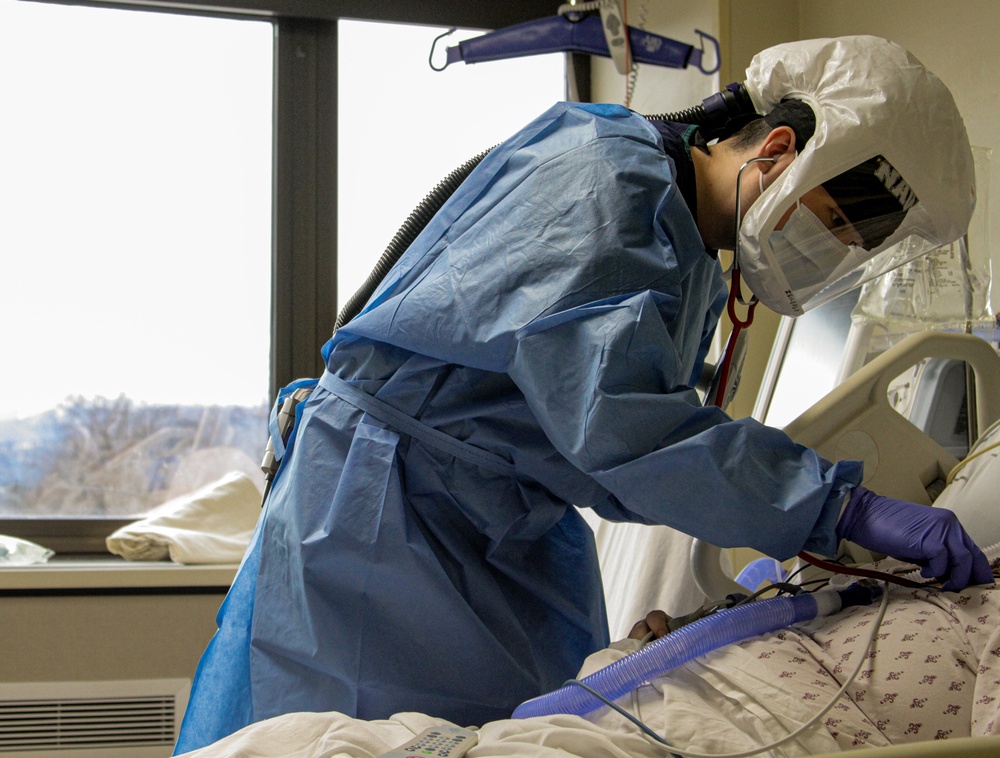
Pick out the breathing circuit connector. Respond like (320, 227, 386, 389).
(836, 581, 885, 609)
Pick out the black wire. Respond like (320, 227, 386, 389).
(783, 561, 812, 585)
(727, 581, 802, 609)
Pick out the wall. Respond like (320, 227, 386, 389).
(3, 593, 222, 683)
(708, 1, 999, 420)
(1, 572, 225, 753)
(798, 0, 1000, 297)
(590, 0, 720, 114)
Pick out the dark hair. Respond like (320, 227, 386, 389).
(727, 101, 914, 249)
(724, 99, 817, 152)
(723, 116, 771, 151)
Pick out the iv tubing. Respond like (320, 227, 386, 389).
(512, 585, 878, 719)
(514, 543, 1000, 724)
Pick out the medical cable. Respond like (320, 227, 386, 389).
(558, 582, 891, 758)
(708, 157, 773, 409)
(947, 439, 1000, 485)
(562, 678, 681, 756)
(624, 0, 649, 108)
(796, 550, 931, 589)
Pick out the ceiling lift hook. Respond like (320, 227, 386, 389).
(694, 28, 721, 75)
(428, 27, 457, 72)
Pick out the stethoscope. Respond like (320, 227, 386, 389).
(708, 156, 775, 410)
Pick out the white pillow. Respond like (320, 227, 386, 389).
(933, 419, 1000, 549)
(106, 471, 261, 564)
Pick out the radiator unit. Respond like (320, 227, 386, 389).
(0, 679, 189, 757)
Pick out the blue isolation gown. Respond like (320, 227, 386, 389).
(176, 102, 861, 752)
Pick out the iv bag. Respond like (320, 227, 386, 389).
(847, 146, 995, 364)
(852, 236, 992, 326)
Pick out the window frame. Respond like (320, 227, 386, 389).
(3, 0, 554, 552)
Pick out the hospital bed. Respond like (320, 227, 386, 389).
(177, 330, 1000, 758)
(692, 330, 1000, 602)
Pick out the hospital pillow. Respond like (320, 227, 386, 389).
(933, 419, 1000, 550)
(106, 471, 260, 563)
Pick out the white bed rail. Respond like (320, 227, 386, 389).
(693, 331, 1000, 599)
(784, 331, 1000, 504)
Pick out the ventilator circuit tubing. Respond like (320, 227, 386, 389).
(511, 584, 882, 720)
(334, 147, 494, 330)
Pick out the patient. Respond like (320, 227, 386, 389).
(588, 565, 1000, 754)
(175, 415, 1000, 757)
(177, 562, 1000, 758)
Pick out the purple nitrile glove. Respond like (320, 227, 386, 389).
(836, 486, 993, 591)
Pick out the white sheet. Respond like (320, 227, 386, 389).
(934, 418, 1000, 549)
(583, 514, 716, 640)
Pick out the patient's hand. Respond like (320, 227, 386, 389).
(629, 610, 671, 640)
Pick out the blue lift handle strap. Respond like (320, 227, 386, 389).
(431, 14, 718, 75)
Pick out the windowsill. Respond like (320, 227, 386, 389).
(0, 555, 238, 591)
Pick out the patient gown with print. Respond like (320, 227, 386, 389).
(176, 102, 862, 753)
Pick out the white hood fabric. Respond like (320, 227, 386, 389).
(737, 36, 976, 316)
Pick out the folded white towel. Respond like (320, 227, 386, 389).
(106, 471, 261, 564)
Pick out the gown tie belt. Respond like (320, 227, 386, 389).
(318, 371, 518, 479)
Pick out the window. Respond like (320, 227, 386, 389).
(337, 20, 565, 307)
(0, 1, 273, 525)
(0, 0, 561, 552)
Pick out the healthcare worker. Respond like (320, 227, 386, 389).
(176, 36, 991, 752)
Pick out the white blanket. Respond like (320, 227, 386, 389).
(106, 471, 260, 564)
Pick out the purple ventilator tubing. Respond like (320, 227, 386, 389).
(512, 592, 826, 719)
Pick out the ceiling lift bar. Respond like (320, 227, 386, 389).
(429, 1, 719, 76)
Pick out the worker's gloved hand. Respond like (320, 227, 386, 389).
(836, 486, 993, 591)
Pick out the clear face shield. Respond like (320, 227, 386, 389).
(734, 36, 976, 317)
(754, 155, 933, 313)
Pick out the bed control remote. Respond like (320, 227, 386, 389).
(377, 725, 478, 758)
